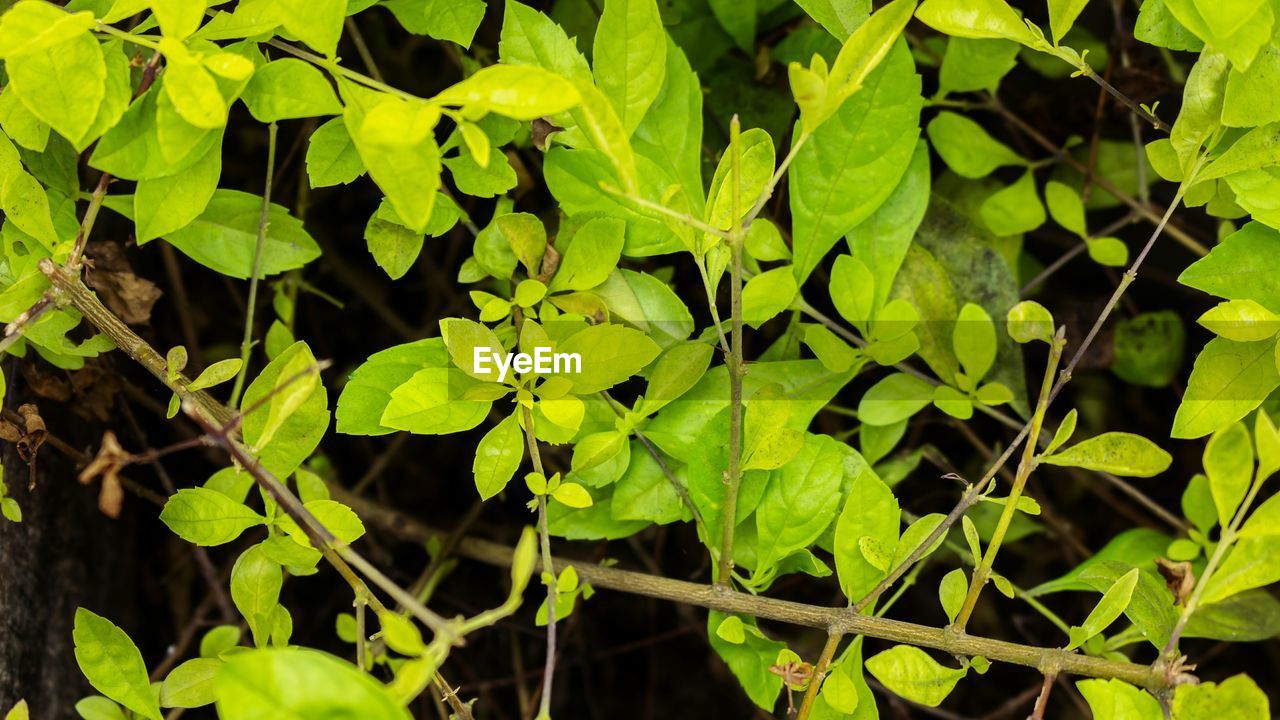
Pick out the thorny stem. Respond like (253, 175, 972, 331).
(717, 116, 746, 587)
(520, 405, 558, 720)
(230, 122, 279, 409)
(954, 330, 1066, 631)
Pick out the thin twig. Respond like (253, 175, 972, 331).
(229, 122, 279, 408)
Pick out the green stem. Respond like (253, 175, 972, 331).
(520, 406, 557, 720)
(717, 116, 746, 587)
(229, 122, 278, 409)
(955, 330, 1065, 631)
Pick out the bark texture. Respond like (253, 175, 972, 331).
(0, 387, 136, 720)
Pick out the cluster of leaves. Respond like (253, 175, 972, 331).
(1, 0, 1280, 717)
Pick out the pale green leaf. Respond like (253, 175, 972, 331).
(73, 609, 162, 720)
(1041, 432, 1173, 478)
(160, 488, 266, 546)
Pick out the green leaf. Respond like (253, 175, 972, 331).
(706, 612, 785, 710)
(939, 38, 1020, 93)
(979, 170, 1045, 236)
(1180, 223, 1280, 311)
(1163, 0, 1273, 70)
(1222, 37, 1280, 127)
(552, 323, 661, 394)
(1, 167, 59, 250)
(160, 488, 266, 546)
(1047, 0, 1089, 44)
(0, 2, 97, 58)
(215, 648, 411, 719)
(843, 139, 928, 309)
(337, 339, 486, 436)
(865, 645, 967, 707)
(754, 434, 845, 569)
(834, 468, 899, 602)
(549, 216, 624, 292)
(1086, 237, 1129, 267)
(1076, 679, 1163, 720)
(135, 138, 222, 242)
(954, 303, 996, 384)
(638, 342, 714, 416)
(383, 0, 485, 46)
(1112, 311, 1185, 388)
(160, 658, 220, 709)
(790, 41, 921, 282)
(306, 117, 365, 188)
(926, 111, 1024, 178)
(109, 189, 319, 278)
(200, 626, 242, 658)
(151, 0, 206, 39)
(938, 568, 966, 623)
(268, 0, 345, 56)
(1204, 421, 1254, 526)
(1041, 433, 1172, 478)
(241, 341, 329, 478)
(1006, 300, 1055, 344)
(340, 83, 442, 233)
(278, 500, 366, 547)
(72, 696, 127, 720)
(1172, 337, 1279, 439)
(242, 59, 342, 122)
(230, 544, 283, 648)
(741, 267, 797, 328)
(709, 0, 754, 51)
(1170, 49, 1229, 174)
(858, 372, 933, 426)
(1197, 299, 1280, 342)
(915, 0, 1038, 45)
(1045, 180, 1087, 237)
(365, 200, 424, 280)
(473, 412, 524, 500)
(633, 38, 705, 220)
(1067, 568, 1140, 649)
(805, 0, 915, 134)
(1171, 674, 1269, 720)
(706, 127, 775, 239)
(73, 609, 162, 720)
(591, 0, 665, 134)
(794, 0, 868, 40)
(6, 28, 105, 146)
(4, 700, 28, 720)
(436, 64, 581, 120)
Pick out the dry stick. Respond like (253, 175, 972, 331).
(335, 492, 1188, 691)
(1030, 671, 1058, 720)
(955, 330, 1066, 631)
(41, 261, 234, 426)
(229, 122, 279, 409)
(519, 406, 558, 720)
(717, 116, 747, 587)
(851, 182, 1191, 617)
